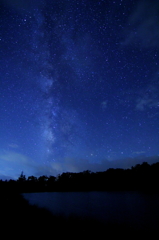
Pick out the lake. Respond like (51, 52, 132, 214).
(23, 191, 159, 231)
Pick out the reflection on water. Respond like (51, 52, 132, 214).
(23, 191, 159, 230)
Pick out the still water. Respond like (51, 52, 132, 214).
(23, 191, 159, 229)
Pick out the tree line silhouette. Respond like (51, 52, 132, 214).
(1, 161, 159, 238)
(1, 161, 159, 193)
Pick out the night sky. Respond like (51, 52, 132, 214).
(0, 0, 159, 180)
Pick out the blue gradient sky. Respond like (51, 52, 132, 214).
(0, 0, 159, 179)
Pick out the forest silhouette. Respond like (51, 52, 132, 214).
(1, 161, 159, 193)
(1, 161, 159, 238)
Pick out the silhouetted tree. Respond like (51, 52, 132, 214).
(38, 175, 48, 183)
(27, 176, 37, 182)
(17, 171, 26, 182)
(47, 176, 56, 191)
(1, 160, 159, 192)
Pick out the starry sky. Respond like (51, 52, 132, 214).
(0, 0, 159, 180)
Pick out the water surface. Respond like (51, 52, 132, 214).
(23, 191, 159, 230)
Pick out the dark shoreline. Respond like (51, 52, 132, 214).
(1, 161, 159, 238)
(1, 191, 157, 238)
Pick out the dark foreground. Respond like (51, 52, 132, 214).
(1, 191, 158, 239)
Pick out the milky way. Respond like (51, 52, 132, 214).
(0, 0, 159, 179)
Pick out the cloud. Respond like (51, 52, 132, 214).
(122, 0, 159, 48)
(34, 155, 159, 177)
(0, 149, 159, 180)
(132, 151, 145, 155)
(136, 84, 159, 111)
(99, 155, 159, 170)
(136, 96, 159, 111)
(8, 143, 19, 149)
(0, 151, 28, 163)
(0, 150, 36, 179)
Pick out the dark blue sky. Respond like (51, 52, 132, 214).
(0, 0, 159, 179)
